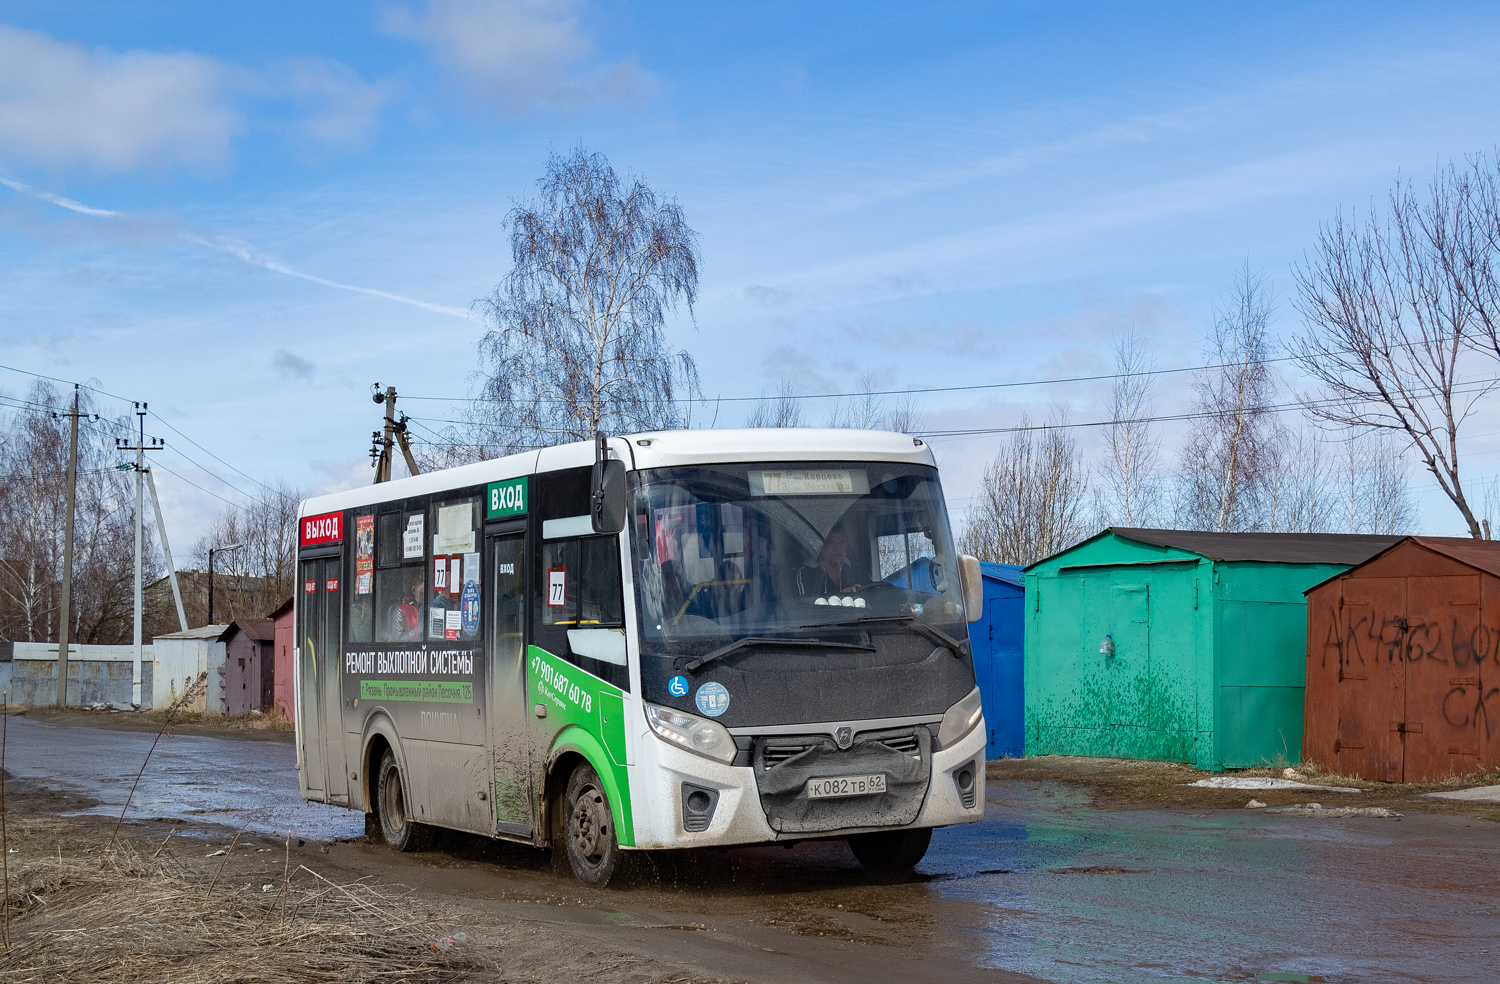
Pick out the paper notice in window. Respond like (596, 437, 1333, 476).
(403, 514, 424, 559)
(547, 567, 566, 607)
(435, 503, 475, 554)
(445, 608, 461, 641)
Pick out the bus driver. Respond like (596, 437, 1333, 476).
(796, 526, 870, 597)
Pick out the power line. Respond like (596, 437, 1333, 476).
(145, 408, 292, 503)
(397, 351, 1316, 408)
(918, 376, 1500, 442)
(0, 362, 137, 407)
(150, 460, 242, 508)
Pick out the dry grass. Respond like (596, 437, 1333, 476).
(0, 845, 492, 984)
(126, 708, 296, 733)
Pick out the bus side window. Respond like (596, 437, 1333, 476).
(536, 535, 627, 690)
(374, 509, 427, 643)
(428, 497, 482, 642)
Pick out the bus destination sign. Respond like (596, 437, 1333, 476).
(300, 511, 343, 546)
(487, 476, 528, 519)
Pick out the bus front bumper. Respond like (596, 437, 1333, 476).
(628, 717, 986, 850)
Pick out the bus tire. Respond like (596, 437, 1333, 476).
(848, 826, 931, 872)
(563, 762, 620, 886)
(377, 749, 431, 852)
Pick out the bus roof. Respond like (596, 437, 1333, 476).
(299, 428, 935, 518)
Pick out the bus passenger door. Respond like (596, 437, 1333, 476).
(298, 557, 348, 804)
(488, 530, 535, 837)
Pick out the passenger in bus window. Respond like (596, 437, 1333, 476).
(381, 570, 424, 642)
(796, 526, 870, 596)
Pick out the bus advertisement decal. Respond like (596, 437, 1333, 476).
(527, 645, 634, 845)
(358, 680, 473, 703)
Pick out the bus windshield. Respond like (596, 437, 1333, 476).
(629, 461, 967, 661)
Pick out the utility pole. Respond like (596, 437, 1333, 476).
(116, 403, 162, 707)
(370, 383, 419, 484)
(143, 467, 188, 633)
(54, 385, 81, 709)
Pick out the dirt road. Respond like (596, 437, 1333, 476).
(4, 712, 1498, 983)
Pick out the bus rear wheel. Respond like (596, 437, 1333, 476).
(848, 827, 931, 872)
(376, 749, 431, 852)
(563, 763, 620, 886)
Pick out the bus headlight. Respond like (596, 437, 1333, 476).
(645, 704, 736, 764)
(937, 687, 983, 749)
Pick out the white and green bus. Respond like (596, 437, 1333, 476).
(293, 429, 987, 885)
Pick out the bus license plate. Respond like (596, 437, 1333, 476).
(806, 774, 887, 799)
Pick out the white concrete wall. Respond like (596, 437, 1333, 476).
(13, 643, 152, 662)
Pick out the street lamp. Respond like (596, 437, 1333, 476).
(208, 542, 243, 625)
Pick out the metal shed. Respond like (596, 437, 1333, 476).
(1304, 536, 1500, 781)
(220, 618, 275, 716)
(968, 562, 1025, 758)
(1025, 528, 1398, 770)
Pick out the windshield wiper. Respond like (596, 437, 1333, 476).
(801, 614, 969, 658)
(684, 636, 875, 674)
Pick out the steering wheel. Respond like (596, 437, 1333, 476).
(857, 580, 901, 595)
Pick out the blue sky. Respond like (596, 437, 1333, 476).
(3, 1, 1500, 543)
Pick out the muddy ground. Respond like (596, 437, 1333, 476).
(988, 754, 1500, 815)
(2, 710, 1498, 983)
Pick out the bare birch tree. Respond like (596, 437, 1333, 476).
(1260, 424, 1336, 532)
(1337, 430, 1415, 535)
(1095, 333, 1161, 527)
(959, 410, 1090, 566)
(824, 371, 926, 433)
(1178, 266, 1278, 531)
(746, 378, 805, 428)
(0, 382, 148, 644)
(1293, 166, 1497, 537)
(475, 148, 701, 449)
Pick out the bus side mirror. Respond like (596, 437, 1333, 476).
(957, 554, 983, 624)
(592, 433, 627, 535)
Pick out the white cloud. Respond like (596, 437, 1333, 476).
(0, 24, 237, 172)
(379, 0, 649, 115)
(261, 58, 390, 151)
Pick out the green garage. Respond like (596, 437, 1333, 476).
(1023, 529, 1397, 770)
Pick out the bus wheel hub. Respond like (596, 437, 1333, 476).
(571, 787, 609, 857)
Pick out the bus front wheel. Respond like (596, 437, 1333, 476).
(848, 827, 931, 872)
(376, 749, 431, 852)
(563, 763, 620, 886)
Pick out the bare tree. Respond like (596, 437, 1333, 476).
(1095, 332, 1161, 527)
(1260, 424, 1336, 533)
(746, 378, 805, 428)
(1294, 166, 1498, 537)
(0, 382, 148, 644)
(824, 371, 926, 433)
(476, 148, 701, 448)
(184, 483, 302, 626)
(1178, 266, 1278, 532)
(1341, 431, 1416, 535)
(959, 410, 1090, 566)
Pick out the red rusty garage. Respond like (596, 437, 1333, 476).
(270, 597, 294, 719)
(1305, 537, 1500, 781)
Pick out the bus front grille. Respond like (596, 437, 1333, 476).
(751, 727, 932, 835)
(761, 743, 814, 766)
